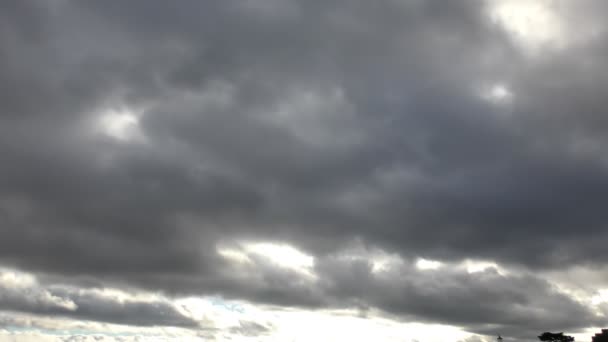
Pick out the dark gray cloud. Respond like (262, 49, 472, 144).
(229, 320, 273, 337)
(1, 0, 608, 340)
(313, 255, 602, 339)
(0, 269, 197, 328)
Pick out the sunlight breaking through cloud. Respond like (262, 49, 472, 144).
(96, 107, 145, 142)
(216, 241, 317, 279)
(489, 0, 565, 51)
(415, 258, 443, 271)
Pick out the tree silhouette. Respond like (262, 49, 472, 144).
(538, 332, 575, 342)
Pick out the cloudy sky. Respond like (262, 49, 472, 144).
(3, 0, 608, 341)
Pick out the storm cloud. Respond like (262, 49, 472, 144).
(2, 0, 608, 340)
(0, 268, 197, 328)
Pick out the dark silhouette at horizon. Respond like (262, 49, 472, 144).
(592, 329, 608, 342)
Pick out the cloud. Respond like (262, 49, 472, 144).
(311, 250, 604, 335)
(0, 268, 197, 328)
(2, 0, 608, 340)
(228, 320, 273, 337)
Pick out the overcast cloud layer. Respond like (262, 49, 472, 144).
(3, 0, 608, 341)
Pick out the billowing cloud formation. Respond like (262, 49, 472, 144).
(3, 0, 608, 340)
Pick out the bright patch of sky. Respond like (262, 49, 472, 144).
(489, 0, 564, 52)
(415, 258, 443, 271)
(95, 107, 145, 142)
(216, 241, 317, 279)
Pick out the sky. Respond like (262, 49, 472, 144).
(2, 0, 608, 341)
